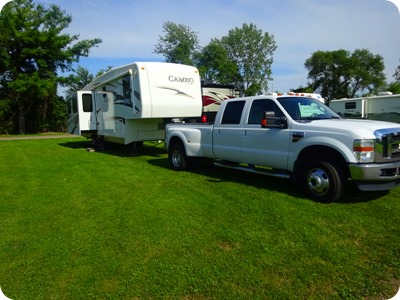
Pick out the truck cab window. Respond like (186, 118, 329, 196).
(248, 99, 283, 124)
(221, 101, 245, 124)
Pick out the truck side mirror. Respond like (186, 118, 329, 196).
(261, 111, 288, 129)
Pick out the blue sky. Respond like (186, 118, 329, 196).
(28, 0, 400, 93)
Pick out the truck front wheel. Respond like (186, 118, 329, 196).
(300, 159, 345, 203)
(168, 143, 189, 171)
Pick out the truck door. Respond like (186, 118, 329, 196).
(242, 99, 291, 169)
(212, 100, 246, 162)
(77, 91, 97, 134)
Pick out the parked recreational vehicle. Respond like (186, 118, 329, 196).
(67, 62, 202, 145)
(201, 83, 238, 122)
(329, 92, 400, 123)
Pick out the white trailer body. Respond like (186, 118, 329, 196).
(67, 62, 202, 144)
(329, 93, 400, 123)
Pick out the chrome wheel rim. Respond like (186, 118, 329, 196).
(307, 168, 330, 196)
(171, 150, 182, 168)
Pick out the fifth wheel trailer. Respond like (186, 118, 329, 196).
(67, 62, 202, 145)
(329, 92, 400, 124)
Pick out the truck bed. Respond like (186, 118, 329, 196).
(166, 122, 215, 158)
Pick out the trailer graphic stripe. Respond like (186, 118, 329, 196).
(155, 86, 196, 99)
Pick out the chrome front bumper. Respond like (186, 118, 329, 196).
(349, 161, 400, 191)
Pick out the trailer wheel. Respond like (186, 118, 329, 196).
(300, 159, 345, 203)
(168, 142, 189, 171)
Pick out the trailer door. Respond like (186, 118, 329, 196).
(77, 91, 97, 133)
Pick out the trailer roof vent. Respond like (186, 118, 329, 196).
(378, 91, 393, 96)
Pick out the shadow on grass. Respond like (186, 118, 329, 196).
(339, 183, 390, 204)
(149, 157, 307, 201)
(59, 139, 391, 204)
(58, 140, 166, 158)
(58, 140, 92, 149)
(148, 157, 391, 204)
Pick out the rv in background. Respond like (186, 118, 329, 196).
(201, 82, 239, 122)
(329, 92, 400, 123)
(67, 62, 202, 145)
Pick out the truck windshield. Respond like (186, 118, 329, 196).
(278, 97, 341, 122)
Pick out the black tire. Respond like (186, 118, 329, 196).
(168, 142, 190, 171)
(300, 159, 345, 203)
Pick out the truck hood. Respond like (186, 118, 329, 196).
(295, 118, 400, 139)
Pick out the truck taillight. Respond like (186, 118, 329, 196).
(201, 115, 207, 123)
(353, 139, 375, 163)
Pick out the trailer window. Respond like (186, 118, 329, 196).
(82, 94, 93, 112)
(102, 87, 107, 98)
(67, 100, 72, 114)
(71, 95, 78, 113)
(345, 102, 357, 109)
(221, 101, 245, 124)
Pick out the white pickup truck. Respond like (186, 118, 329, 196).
(165, 94, 400, 202)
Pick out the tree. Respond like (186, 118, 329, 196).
(154, 21, 200, 65)
(155, 22, 277, 96)
(64, 65, 113, 100)
(291, 86, 315, 93)
(0, 0, 102, 133)
(376, 59, 400, 95)
(64, 66, 94, 97)
(95, 66, 113, 78)
(387, 82, 400, 94)
(196, 39, 239, 85)
(219, 23, 277, 96)
(393, 60, 400, 83)
(305, 49, 386, 100)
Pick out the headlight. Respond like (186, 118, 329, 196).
(353, 139, 375, 163)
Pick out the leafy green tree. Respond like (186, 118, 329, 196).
(393, 60, 400, 83)
(64, 66, 113, 100)
(196, 39, 239, 85)
(219, 23, 277, 96)
(65, 66, 94, 96)
(291, 86, 315, 93)
(155, 22, 276, 96)
(377, 59, 400, 95)
(0, 0, 102, 133)
(305, 49, 386, 99)
(95, 66, 113, 78)
(387, 82, 400, 94)
(154, 21, 200, 65)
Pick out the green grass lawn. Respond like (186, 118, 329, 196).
(0, 137, 399, 299)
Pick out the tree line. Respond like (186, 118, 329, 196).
(1, 0, 400, 134)
(0, 0, 101, 134)
(154, 22, 400, 99)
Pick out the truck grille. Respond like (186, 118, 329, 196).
(374, 128, 400, 162)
